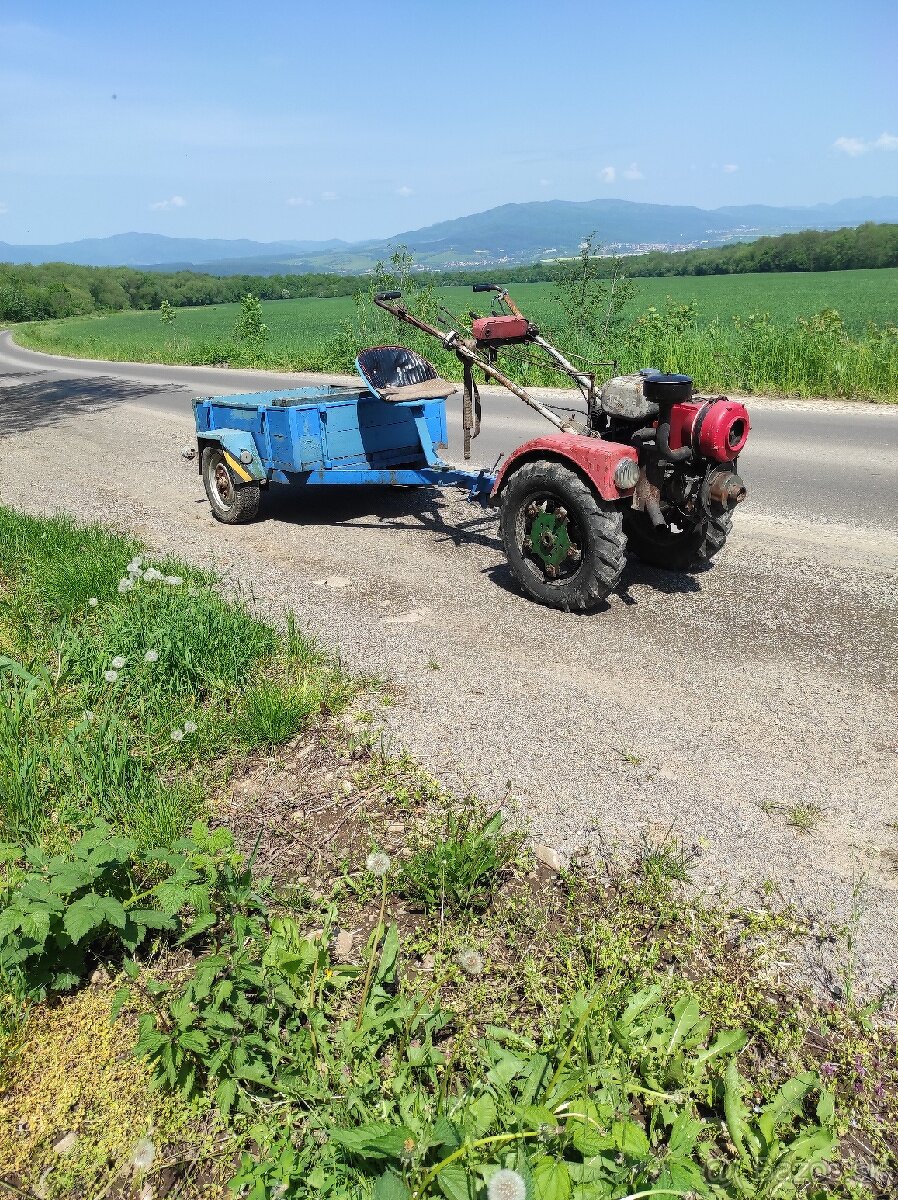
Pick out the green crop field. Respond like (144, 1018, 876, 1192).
(16, 268, 898, 400)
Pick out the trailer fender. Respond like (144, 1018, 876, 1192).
(491, 434, 638, 502)
(196, 428, 267, 482)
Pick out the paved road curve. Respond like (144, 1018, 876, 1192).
(1, 331, 896, 998)
(2, 330, 896, 534)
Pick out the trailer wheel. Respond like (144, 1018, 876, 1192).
(499, 460, 626, 611)
(623, 509, 731, 571)
(202, 447, 261, 524)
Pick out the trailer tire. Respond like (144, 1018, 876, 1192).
(202, 447, 261, 524)
(623, 508, 731, 571)
(499, 460, 625, 611)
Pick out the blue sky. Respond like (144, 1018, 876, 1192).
(1, 0, 896, 244)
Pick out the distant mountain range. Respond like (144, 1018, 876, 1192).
(4, 196, 898, 275)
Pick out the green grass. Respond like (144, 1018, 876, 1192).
(0, 505, 353, 850)
(1, 506, 895, 1198)
(15, 268, 898, 400)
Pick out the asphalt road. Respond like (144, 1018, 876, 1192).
(1, 332, 896, 999)
(1, 330, 896, 534)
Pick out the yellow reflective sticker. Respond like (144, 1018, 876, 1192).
(223, 450, 252, 483)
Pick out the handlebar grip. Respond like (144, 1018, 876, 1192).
(472, 283, 498, 293)
(375, 290, 402, 301)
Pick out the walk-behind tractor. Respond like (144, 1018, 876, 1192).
(193, 286, 749, 611)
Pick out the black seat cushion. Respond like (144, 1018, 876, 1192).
(357, 345, 438, 393)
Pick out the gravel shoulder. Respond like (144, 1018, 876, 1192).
(1, 360, 896, 1000)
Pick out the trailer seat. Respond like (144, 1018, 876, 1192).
(357, 345, 457, 402)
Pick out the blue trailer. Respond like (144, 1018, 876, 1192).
(193, 346, 495, 524)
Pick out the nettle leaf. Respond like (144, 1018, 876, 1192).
(110, 986, 130, 1024)
(19, 909, 51, 947)
(48, 864, 97, 894)
(437, 1164, 475, 1200)
(63, 893, 106, 943)
(432, 1117, 462, 1152)
(469, 1092, 497, 1139)
(610, 1119, 650, 1160)
(130, 909, 178, 932)
(568, 1100, 608, 1158)
(532, 1157, 572, 1200)
(375, 1170, 413, 1200)
(375, 923, 400, 985)
(330, 1122, 415, 1161)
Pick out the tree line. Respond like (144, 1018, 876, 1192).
(1, 222, 895, 323)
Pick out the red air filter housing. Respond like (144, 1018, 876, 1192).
(471, 315, 531, 344)
(668, 398, 750, 463)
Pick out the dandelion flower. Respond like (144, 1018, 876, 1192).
(456, 949, 484, 977)
(144, 649, 159, 663)
(164, 575, 183, 587)
(170, 728, 185, 742)
(110, 655, 126, 670)
(87, 597, 99, 608)
(129, 1136, 155, 1173)
(104, 669, 119, 683)
(366, 851, 391, 877)
(487, 1169, 527, 1200)
(118, 578, 134, 594)
(183, 719, 197, 734)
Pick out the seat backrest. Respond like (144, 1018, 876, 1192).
(356, 345, 438, 396)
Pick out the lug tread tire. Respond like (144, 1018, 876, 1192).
(500, 461, 625, 611)
(202, 447, 262, 525)
(624, 508, 731, 571)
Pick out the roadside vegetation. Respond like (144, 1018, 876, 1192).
(16, 251, 898, 401)
(0, 505, 896, 1198)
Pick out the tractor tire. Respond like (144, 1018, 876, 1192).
(623, 508, 732, 572)
(499, 460, 626, 611)
(202, 447, 261, 524)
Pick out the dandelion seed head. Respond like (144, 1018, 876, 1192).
(170, 728, 185, 742)
(183, 720, 197, 734)
(456, 949, 484, 977)
(129, 1136, 155, 1173)
(87, 597, 99, 608)
(366, 851, 391, 877)
(127, 565, 143, 578)
(82, 710, 95, 723)
(104, 669, 119, 683)
(487, 1169, 527, 1200)
(164, 575, 183, 586)
(117, 578, 134, 594)
(143, 567, 163, 582)
(110, 656, 126, 670)
(144, 649, 159, 663)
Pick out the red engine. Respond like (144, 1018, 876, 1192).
(471, 315, 531, 344)
(667, 398, 750, 463)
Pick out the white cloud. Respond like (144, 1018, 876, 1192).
(599, 165, 616, 183)
(833, 132, 898, 156)
(149, 194, 186, 210)
(539, 177, 551, 186)
(321, 190, 338, 200)
(622, 162, 644, 181)
(286, 196, 313, 206)
(396, 185, 413, 197)
(723, 163, 739, 173)
(833, 136, 868, 157)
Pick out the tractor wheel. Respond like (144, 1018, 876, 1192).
(202, 447, 261, 524)
(499, 460, 626, 611)
(623, 508, 731, 572)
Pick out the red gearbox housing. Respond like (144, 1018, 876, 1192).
(667, 398, 750, 463)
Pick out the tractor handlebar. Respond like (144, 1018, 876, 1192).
(472, 283, 499, 293)
(374, 290, 402, 301)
